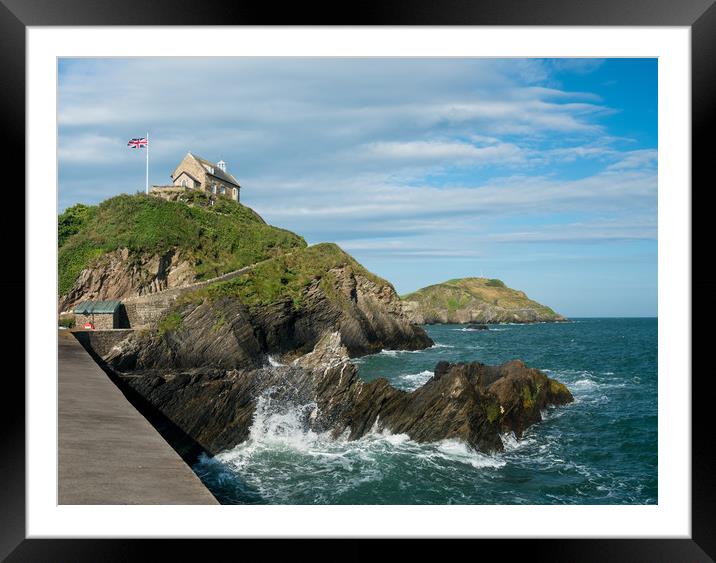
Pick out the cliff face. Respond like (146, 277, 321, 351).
(59, 247, 196, 312)
(104, 243, 433, 372)
(105, 332, 573, 459)
(401, 277, 566, 324)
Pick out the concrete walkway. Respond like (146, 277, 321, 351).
(58, 331, 218, 504)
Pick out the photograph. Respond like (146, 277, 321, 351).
(3, 2, 708, 556)
(56, 56, 658, 506)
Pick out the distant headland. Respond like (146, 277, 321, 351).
(401, 277, 566, 324)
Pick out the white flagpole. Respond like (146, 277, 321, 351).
(145, 132, 149, 194)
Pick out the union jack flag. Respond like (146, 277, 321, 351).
(127, 137, 148, 148)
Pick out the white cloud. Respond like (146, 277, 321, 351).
(58, 57, 657, 266)
(249, 168, 657, 243)
(358, 140, 525, 165)
(606, 149, 658, 170)
(548, 58, 606, 75)
(58, 133, 129, 163)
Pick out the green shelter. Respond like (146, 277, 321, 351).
(73, 300, 122, 329)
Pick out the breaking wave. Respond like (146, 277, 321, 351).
(397, 369, 434, 390)
(266, 355, 286, 367)
(194, 392, 508, 504)
(193, 319, 656, 505)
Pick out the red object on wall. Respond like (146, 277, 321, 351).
(83, 322, 94, 330)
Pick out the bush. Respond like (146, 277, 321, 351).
(58, 203, 96, 248)
(58, 316, 75, 329)
(485, 278, 506, 288)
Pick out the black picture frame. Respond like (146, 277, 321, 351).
(3, 1, 711, 560)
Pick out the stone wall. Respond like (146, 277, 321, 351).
(208, 182, 239, 202)
(151, 184, 239, 204)
(123, 298, 176, 329)
(149, 186, 189, 201)
(121, 263, 255, 328)
(74, 312, 117, 330)
(171, 154, 207, 188)
(173, 172, 197, 189)
(67, 261, 258, 331)
(73, 329, 135, 358)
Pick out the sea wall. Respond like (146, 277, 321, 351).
(73, 329, 135, 358)
(58, 331, 218, 504)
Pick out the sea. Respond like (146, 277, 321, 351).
(193, 318, 658, 505)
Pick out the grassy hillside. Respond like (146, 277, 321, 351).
(401, 277, 564, 323)
(58, 192, 306, 296)
(185, 242, 391, 310)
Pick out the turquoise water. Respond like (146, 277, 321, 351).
(194, 318, 657, 504)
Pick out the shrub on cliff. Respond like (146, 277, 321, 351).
(58, 203, 96, 247)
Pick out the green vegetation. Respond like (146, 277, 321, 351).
(185, 243, 390, 310)
(521, 381, 543, 410)
(58, 193, 306, 295)
(58, 238, 106, 298)
(521, 386, 535, 410)
(58, 316, 75, 329)
(485, 402, 501, 423)
(401, 277, 563, 322)
(157, 311, 183, 337)
(211, 310, 227, 333)
(549, 379, 569, 396)
(58, 203, 96, 247)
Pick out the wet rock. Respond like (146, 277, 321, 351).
(108, 334, 573, 459)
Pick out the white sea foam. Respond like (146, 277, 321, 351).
(398, 369, 434, 389)
(379, 348, 420, 356)
(570, 378, 600, 391)
(266, 355, 285, 367)
(501, 431, 537, 452)
(194, 317, 653, 505)
(378, 344, 449, 357)
(433, 439, 506, 469)
(203, 388, 510, 503)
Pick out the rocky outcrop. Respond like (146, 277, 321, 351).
(104, 332, 573, 459)
(401, 277, 566, 324)
(59, 248, 196, 312)
(104, 259, 434, 372)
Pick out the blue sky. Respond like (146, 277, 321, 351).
(58, 58, 657, 317)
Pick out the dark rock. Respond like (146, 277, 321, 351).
(105, 263, 433, 372)
(108, 333, 573, 459)
(467, 324, 489, 330)
(433, 361, 452, 380)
